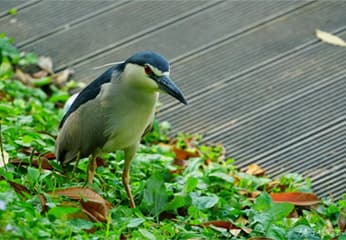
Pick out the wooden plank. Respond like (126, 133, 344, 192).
(158, 1, 346, 111)
(166, 31, 346, 137)
(21, 1, 216, 68)
(73, 1, 307, 83)
(0, 1, 127, 45)
(0, 0, 35, 18)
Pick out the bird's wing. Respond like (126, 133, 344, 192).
(56, 64, 124, 164)
(142, 118, 154, 137)
(59, 64, 124, 128)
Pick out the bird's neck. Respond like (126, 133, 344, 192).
(107, 79, 159, 107)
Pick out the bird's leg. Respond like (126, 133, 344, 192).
(86, 155, 97, 185)
(72, 152, 81, 175)
(123, 145, 137, 208)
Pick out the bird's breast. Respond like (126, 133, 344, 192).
(101, 83, 158, 151)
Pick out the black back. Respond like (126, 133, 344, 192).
(59, 63, 124, 128)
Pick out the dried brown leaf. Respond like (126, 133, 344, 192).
(271, 192, 320, 206)
(192, 220, 239, 230)
(245, 164, 265, 176)
(338, 210, 346, 232)
(316, 29, 346, 47)
(173, 146, 200, 162)
(51, 68, 73, 86)
(287, 208, 299, 218)
(32, 157, 54, 170)
(51, 187, 108, 204)
(50, 187, 112, 223)
(15, 68, 32, 86)
(32, 70, 48, 79)
(236, 216, 249, 225)
(266, 179, 287, 193)
(0, 176, 31, 199)
(42, 152, 56, 160)
(38, 56, 54, 74)
(230, 228, 242, 237)
(39, 194, 48, 213)
(0, 149, 9, 168)
(251, 191, 262, 199)
(60, 201, 97, 223)
(10, 157, 54, 171)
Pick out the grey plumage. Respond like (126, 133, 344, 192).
(55, 51, 187, 208)
(56, 64, 156, 164)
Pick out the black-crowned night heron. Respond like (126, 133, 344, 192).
(55, 51, 187, 208)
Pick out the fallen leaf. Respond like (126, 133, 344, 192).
(271, 192, 320, 206)
(338, 210, 346, 232)
(245, 164, 265, 176)
(325, 219, 334, 234)
(10, 157, 54, 171)
(0, 148, 9, 168)
(173, 146, 200, 162)
(236, 216, 249, 225)
(59, 201, 98, 226)
(8, 180, 31, 198)
(42, 152, 56, 160)
(287, 208, 299, 218)
(251, 191, 262, 199)
(15, 68, 32, 86)
(0, 176, 31, 198)
(32, 157, 54, 170)
(38, 56, 54, 74)
(39, 194, 48, 213)
(191, 220, 239, 230)
(50, 187, 112, 222)
(266, 179, 287, 193)
(96, 157, 107, 167)
(51, 68, 73, 86)
(316, 29, 346, 47)
(230, 228, 242, 237)
(32, 70, 48, 79)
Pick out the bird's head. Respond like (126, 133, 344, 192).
(122, 51, 187, 105)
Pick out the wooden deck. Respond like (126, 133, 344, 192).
(1, 0, 345, 199)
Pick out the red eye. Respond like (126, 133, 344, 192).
(144, 65, 152, 75)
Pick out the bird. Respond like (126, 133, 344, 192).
(55, 51, 187, 208)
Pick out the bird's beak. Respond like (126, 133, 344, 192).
(156, 75, 188, 105)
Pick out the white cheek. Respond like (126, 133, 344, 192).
(140, 77, 159, 89)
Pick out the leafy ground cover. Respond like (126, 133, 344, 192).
(0, 34, 345, 239)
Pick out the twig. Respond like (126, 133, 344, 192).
(0, 121, 8, 171)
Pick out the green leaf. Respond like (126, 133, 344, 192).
(254, 192, 272, 212)
(127, 218, 145, 228)
(190, 192, 219, 210)
(338, 234, 346, 240)
(27, 167, 40, 186)
(68, 218, 93, 230)
(0, 57, 13, 76)
(253, 212, 272, 234)
(32, 77, 51, 87)
(185, 176, 198, 193)
(48, 206, 80, 219)
(138, 228, 156, 240)
(287, 225, 321, 240)
(18, 52, 38, 65)
(268, 202, 294, 221)
(165, 194, 189, 211)
(209, 172, 234, 183)
(142, 172, 168, 216)
(8, 8, 17, 15)
(0, 103, 13, 117)
(267, 224, 286, 240)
